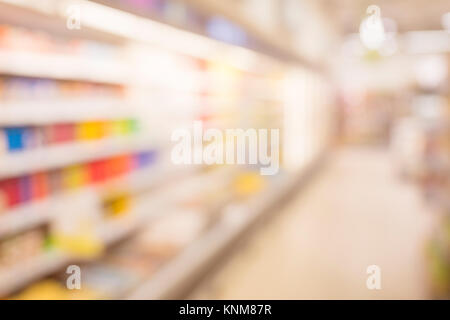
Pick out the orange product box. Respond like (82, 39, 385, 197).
(107, 155, 132, 178)
(30, 172, 49, 200)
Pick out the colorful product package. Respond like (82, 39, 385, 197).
(62, 165, 88, 190)
(4, 127, 26, 151)
(135, 150, 157, 168)
(47, 169, 63, 194)
(88, 159, 110, 184)
(45, 123, 76, 144)
(77, 122, 105, 141)
(19, 175, 33, 204)
(22, 127, 44, 149)
(30, 172, 49, 200)
(103, 193, 132, 219)
(0, 178, 21, 208)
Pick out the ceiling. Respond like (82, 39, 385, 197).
(318, 0, 450, 34)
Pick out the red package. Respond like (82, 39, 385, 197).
(88, 160, 109, 184)
(0, 178, 21, 208)
(45, 123, 76, 144)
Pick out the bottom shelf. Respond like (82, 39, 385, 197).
(127, 170, 304, 300)
(5, 156, 324, 300)
(0, 251, 69, 297)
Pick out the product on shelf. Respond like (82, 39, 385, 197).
(0, 76, 125, 101)
(0, 150, 158, 211)
(44, 123, 76, 144)
(11, 279, 101, 300)
(102, 192, 132, 219)
(0, 0, 335, 301)
(0, 24, 120, 58)
(0, 119, 139, 153)
(233, 172, 267, 197)
(427, 215, 450, 298)
(0, 225, 50, 270)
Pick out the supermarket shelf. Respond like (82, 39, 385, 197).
(0, 98, 136, 126)
(0, 136, 157, 179)
(127, 169, 302, 299)
(96, 164, 205, 245)
(186, 0, 322, 69)
(0, 0, 279, 72)
(0, 166, 230, 297)
(0, 184, 168, 297)
(0, 251, 69, 297)
(99, 165, 238, 247)
(0, 50, 129, 85)
(0, 2, 127, 45)
(0, 198, 55, 238)
(0, 158, 187, 238)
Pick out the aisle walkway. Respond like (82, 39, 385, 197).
(190, 147, 434, 299)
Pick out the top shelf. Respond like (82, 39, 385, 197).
(0, 1, 127, 45)
(0, 50, 129, 85)
(0, 0, 297, 72)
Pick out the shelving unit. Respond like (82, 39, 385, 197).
(0, 251, 69, 297)
(128, 169, 301, 300)
(0, 0, 333, 300)
(0, 166, 228, 297)
(0, 136, 158, 179)
(0, 98, 134, 126)
(0, 50, 129, 85)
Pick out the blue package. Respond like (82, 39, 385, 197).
(5, 127, 26, 151)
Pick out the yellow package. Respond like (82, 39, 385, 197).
(62, 165, 88, 190)
(12, 280, 101, 300)
(234, 172, 266, 196)
(76, 122, 105, 140)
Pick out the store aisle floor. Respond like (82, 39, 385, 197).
(190, 146, 434, 299)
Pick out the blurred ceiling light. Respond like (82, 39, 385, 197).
(442, 12, 450, 32)
(359, 5, 386, 50)
(341, 34, 365, 57)
(414, 55, 448, 89)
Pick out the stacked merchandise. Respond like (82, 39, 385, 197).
(11, 166, 271, 299)
(390, 55, 450, 298)
(12, 170, 232, 299)
(391, 90, 450, 298)
(421, 94, 450, 298)
(0, 120, 138, 154)
(95, 0, 251, 48)
(0, 0, 332, 299)
(427, 216, 450, 299)
(0, 150, 155, 213)
(0, 17, 164, 298)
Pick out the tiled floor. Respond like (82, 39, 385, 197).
(190, 147, 434, 299)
